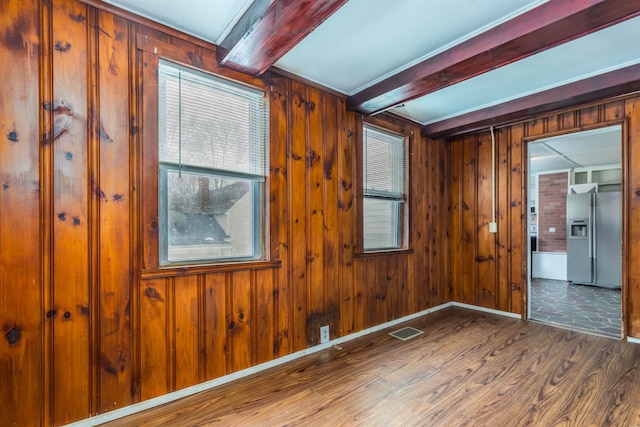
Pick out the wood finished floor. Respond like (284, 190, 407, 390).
(101, 307, 640, 427)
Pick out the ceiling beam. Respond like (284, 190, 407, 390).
(217, 0, 348, 76)
(421, 63, 640, 138)
(348, 0, 640, 115)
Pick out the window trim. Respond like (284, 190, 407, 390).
(356, 115, 412, 255)
(137, 36, 273, 272)
(157, 60, 268, 266)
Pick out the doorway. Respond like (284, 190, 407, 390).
(527, 125, 623, 338)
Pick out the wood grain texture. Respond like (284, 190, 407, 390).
(269, 75, 292, 359)
(461, 134, 477, 304)
(51, 0, 92, 423)
(229, 271, 253, 372)
(0, 1, 42, 426)
(288, 79, 310, 352)
(307, 86, 326, 346)
(174, 275, 199, 390)
(477, 133, 496, 307)
(139, 278, 170, 401)
(427, 136, 449, 306)
(446, 99, 635, 320)
(626, 95, 640, 336)
(101, 307, 640, 427)
(509, 124, 525, 315)
(254, 269, 275, 364)
(339, 110, 357, 336)
(412, 130, 427, 312)
(96, 9, 133, 414)
(323, 95, 342, 341)
(203, 273, 227, 380)
(448, 140, 462, 302)
(495, 126, 510, 312)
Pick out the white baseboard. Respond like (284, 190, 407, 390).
(627, 336, 640, 345)
(449, 302, 522, 319)
(63, 302, 519, 426)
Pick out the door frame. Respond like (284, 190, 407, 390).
(523, 120, 628, 338)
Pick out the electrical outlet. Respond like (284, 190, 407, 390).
(320, 325, 330, 344)
(489, 222, 497, 233)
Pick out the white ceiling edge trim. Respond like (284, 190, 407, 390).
(419, 58, 640, 126)
(271, 66, 348, 95)
(214, 0, 264, 46)
(102, 0, 257, 46)
(347, 0, 550, 96)
(101, 0, 217, 44)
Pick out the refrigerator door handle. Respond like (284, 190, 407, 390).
(591, 194, 596, 282)
(588, 197, 593, 258)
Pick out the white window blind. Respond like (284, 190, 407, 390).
(158, 60, 268, 177)
(363, 126, 405, 199)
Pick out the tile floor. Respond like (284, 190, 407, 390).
(529, 278, 622, 338)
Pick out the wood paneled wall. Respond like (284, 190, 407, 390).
(446, 97, 640, 337)
(447, 126, 525, 313)
(0, 0, 447, 425)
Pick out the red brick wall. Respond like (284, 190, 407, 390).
(537, 172, 568, 252)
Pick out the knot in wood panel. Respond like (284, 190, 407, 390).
(144, 287, 164, 302)
(6, 130, 18, 142)
(54, 40, 72, 52)
(4, 326, 21, 346)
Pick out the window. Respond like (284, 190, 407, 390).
(158, 60, 268, 264)
(362, 124, 407, 250)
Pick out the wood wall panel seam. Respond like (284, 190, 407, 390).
(168, 276, 176, 392)
(88, 6, 100, 416)
(39, 0, 54, 424)
(129, 18, 142, 406)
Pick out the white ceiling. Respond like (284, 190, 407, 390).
(103, 0, 254, 44)
(529, 126, 621, 174)
(102, 0, 640, 131)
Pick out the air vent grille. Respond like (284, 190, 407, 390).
(389, 326, 424, 341)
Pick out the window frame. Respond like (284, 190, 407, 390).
(357, 115, 412, 254)
(137, 36, 277, 273)
(156, 60, 268, 266)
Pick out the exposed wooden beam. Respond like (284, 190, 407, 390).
(217, 0, 348, 76)
(348, 0, 640, 115)
(422, 63, 640, 138)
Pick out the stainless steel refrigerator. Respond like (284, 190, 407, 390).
(566, 191, 621, 288)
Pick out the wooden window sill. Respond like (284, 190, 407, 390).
(354, 248, 414, 259)
(141, 259, 281, 279)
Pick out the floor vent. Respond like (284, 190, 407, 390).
(389, 326, 424, 341)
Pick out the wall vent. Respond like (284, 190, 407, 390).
(389, 326, 424, 341)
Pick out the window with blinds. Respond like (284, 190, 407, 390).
(158, 60, 268, 264)
(362, 125, 407, 250)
